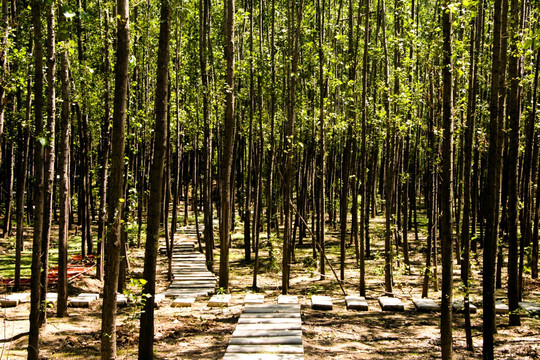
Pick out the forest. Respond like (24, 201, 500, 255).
(0, 0, 539, 358)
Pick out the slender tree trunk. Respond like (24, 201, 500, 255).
(28, 0, 45, 356)
(483, 0, 508, 356)
(506, 0, 524, 326)
(101, 0, 129, 356)
(57, 7, 71, 317)
(461, 0, 483, 350)
(14, 99, 30, 292)
(440, 0, 454, 356)
(528, 51, 539, 279)
(219, 0, 236, 292)
(138, 1, 170, 356)
(97, 9, 111, 281)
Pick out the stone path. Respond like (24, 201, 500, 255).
(223, 303, 304, 360)
(162, 233, 216, 299)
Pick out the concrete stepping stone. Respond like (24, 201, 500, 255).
(495, 301, 509, 314)
(0, 293, 29, 307)
(311, 295, 332, 310)
(452, 300, 477, 314)
(244, 293, 265, 304)
(117, 293, 128, 307)
(208, 294, 231, 307)
(154, 293, 165, 307)
(345, 296, 369, 311)
(69, 293, 100, 307)
(519, 301, 540, 316)
(172, 295, 196, 308)
(412, 298, 440, 312)
(45, 292, 58, 304)
(278, 295, 298, 304)
(378, 296, 404, 311)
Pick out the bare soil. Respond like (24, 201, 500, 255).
(1, 221, 540, 359)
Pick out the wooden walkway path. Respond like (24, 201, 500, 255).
(162, 232, 217, 299)
(223, 303, 304, 360)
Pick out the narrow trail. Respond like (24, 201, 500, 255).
(223, 302, 305, 360)
(162, 228, 217, 298)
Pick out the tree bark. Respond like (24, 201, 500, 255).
(101, 0, 129, 356)
(28, 0, 45, 356)
(57, 7, 71, 317)
(219, 0, 236, 292)
(483, 0, 508, 356)
(138, 0, 170, 356)
(440, 0, 454, 357)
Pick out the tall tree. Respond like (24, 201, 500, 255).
(506, 0, 524, 327)
(57, 5, 72, 318)
(139, 0, 171, 356)
(483, 0, 508, 356)
(28, 0, 45, 356)
(219, 0, 236, 292)
(101, 0, 129, 356)
(440, 0, 454, 357)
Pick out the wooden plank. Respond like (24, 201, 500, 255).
(243, 304, 300, 314)
(232, 329, 302, 338)
(240, 312, 300, 319)
(223, 354, 304, 360)
(225, 344, 303, 354)
(345, 296, 369, 311)
(230, 336, 302, 345)
(311, 296, 332, 310)
(238, 318, 302, 325)
(412, 298, 440, 312)
(234, 323, 302, 331)
(378, 296, 404, 311)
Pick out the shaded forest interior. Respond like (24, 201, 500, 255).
(0, 0, 540, 358)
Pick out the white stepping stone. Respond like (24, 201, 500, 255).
(495, 301, 509, 314)
(519, 301, 540, 316)
(69, 297, 92, 308)
(412, 298, 440, 312)
(378, 296, 404, 311)
(116, 293, 128, 307)
(311, 295, 332, 310)
(208, 294, 231, 307)
(45, 292, 58, 304)
(154, 293, 165, 307)
(452, 300, 477, 314)
(345, 296, 369, 311)
(278, 295, 298, 304)
(244, 293, 265, 304)
(172, 296, 196, 308)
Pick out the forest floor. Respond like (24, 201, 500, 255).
(1, 217, 540, 359)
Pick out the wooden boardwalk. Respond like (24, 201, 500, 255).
(223, 303, 304, 360)
(162, 232, 217, 298)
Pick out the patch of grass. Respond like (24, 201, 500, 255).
(0, 234, 85, 280)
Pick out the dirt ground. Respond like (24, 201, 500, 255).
(1, 224, 540, 359)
